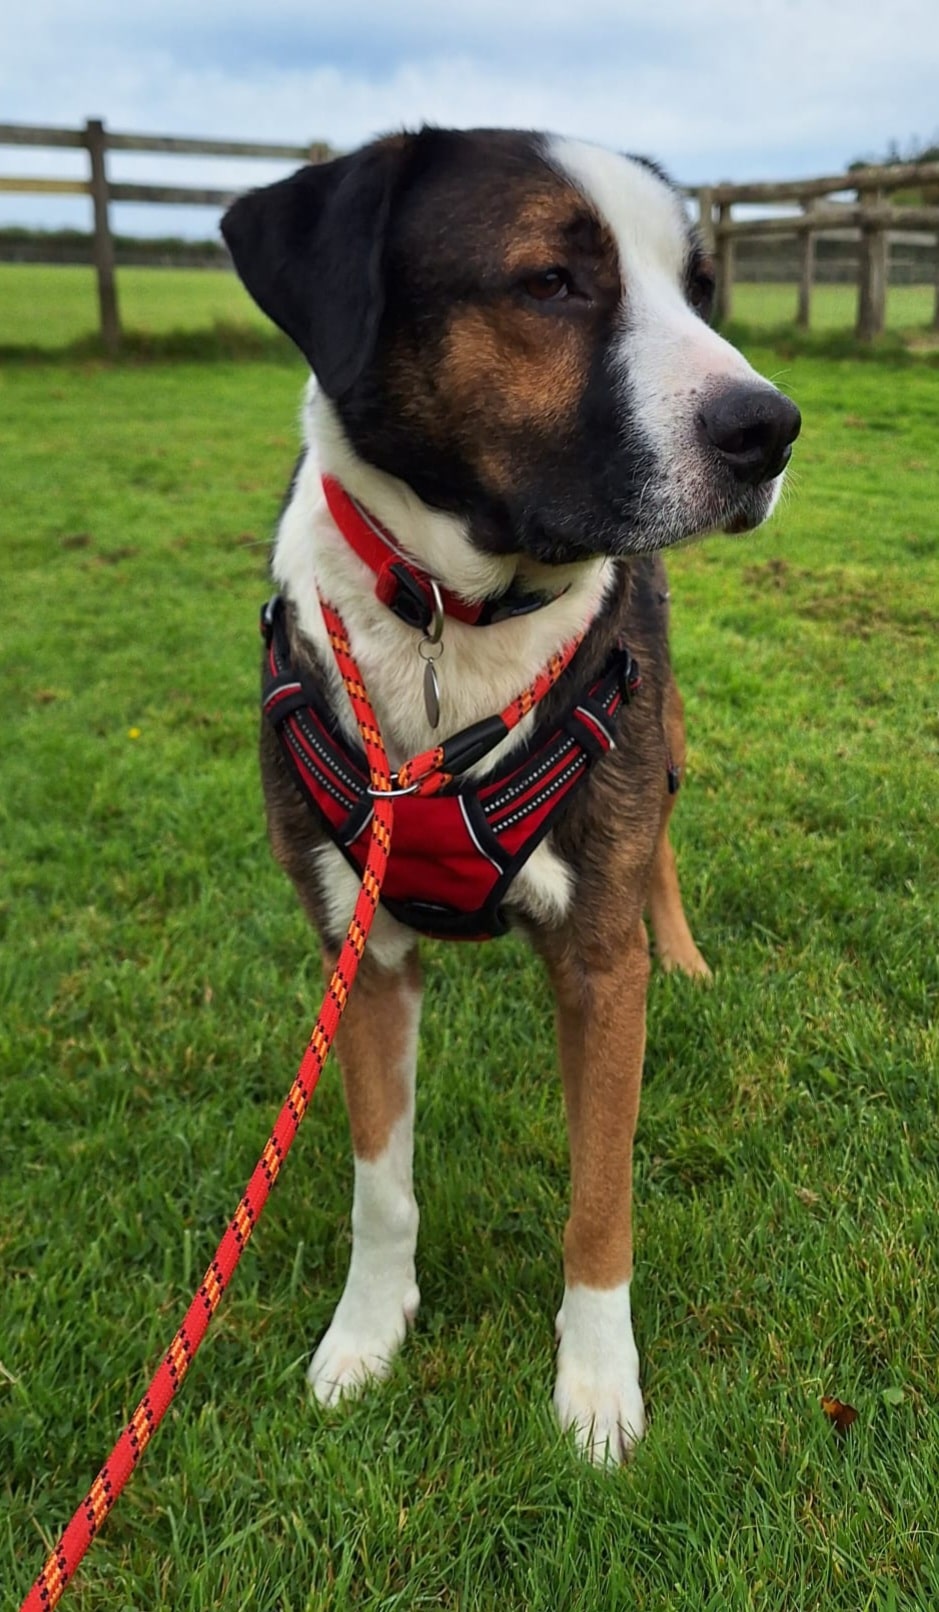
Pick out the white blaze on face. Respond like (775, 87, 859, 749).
(548, 137, 786, 540)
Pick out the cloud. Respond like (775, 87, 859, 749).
(1, 0, 936, 236)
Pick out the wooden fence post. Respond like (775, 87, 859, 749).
(715, 200, 734, 323)
(697, 185, 715, 252)
(796, 201, 815, 328)
(84, 117, 120, 355)
(855, 187, 887, 342)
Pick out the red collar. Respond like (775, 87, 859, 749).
(322, 474, 559, 633)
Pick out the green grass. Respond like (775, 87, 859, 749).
(0, 265, 936, 360)
(1, 320, 938, 1611)
(730, 282, 935, 335)
(0, 263, 270, 351)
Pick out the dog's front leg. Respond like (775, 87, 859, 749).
(308, 949, 422, 1405)
(646, 677, 710, 979)
(548, 923, 649, 1462)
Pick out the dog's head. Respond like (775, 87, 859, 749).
(223, 128, 799, 565)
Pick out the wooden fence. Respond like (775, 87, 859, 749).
(694, 163, 939, 339)
(0, 118, 335, 354)
(2, 118, 939, 349)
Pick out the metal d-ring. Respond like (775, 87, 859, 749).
(366, 780, 423, 797)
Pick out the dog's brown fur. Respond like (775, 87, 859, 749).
(222, 127, 798, 1458)
(262, 553, 704, 1293)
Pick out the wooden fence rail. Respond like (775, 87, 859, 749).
(1, 117, 938, 349)
(695, 160, 939, 338)
(0, 117, 336, 354)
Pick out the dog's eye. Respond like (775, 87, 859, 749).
(521, 269, 573, 303)
(689, 269, 715, 316)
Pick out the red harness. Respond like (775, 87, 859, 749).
(263, 593, 641, 939)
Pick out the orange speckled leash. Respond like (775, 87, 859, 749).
(20, 597, 584, 1610)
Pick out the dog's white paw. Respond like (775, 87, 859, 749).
(554, 1282, 646, 1464)
(658, 941, 712, 981)
(308, 1277, 420, 1406)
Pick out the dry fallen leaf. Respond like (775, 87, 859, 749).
(821, 1396, 858, 1435)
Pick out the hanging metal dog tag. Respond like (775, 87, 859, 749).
(419, 578, 445, 729)
(423, 655, 441, 728)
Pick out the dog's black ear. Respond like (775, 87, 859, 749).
(221, 140, 412, 396)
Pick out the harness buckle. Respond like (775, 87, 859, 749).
(616, 643, 643, 703)
(260, 594, 281, 643)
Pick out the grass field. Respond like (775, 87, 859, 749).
(0, 264, 269, 350)
(0, 263, 936, 355)
(1, 279, 938, 1611)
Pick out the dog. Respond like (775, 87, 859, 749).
(221, 127, 800, 1464)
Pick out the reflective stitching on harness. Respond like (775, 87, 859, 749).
(284, 727, 359, 811)
(493, 755, 586, 832)
(483, 733, 575, 809)
(292, 709, 365, 796)
(479, 691, 614, 817)
(484, 744, 578, 829)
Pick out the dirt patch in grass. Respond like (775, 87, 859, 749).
(742, 558, 938, 640)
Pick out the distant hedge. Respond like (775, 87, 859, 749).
(0, 226, 228, 268)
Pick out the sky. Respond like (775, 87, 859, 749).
(1, 0, 937, 239)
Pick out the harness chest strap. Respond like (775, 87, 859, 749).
(262, 594, 643, 940)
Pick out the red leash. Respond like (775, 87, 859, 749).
(20, 596, 584, 1610)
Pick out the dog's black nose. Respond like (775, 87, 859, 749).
(698, 385, 801, 485)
